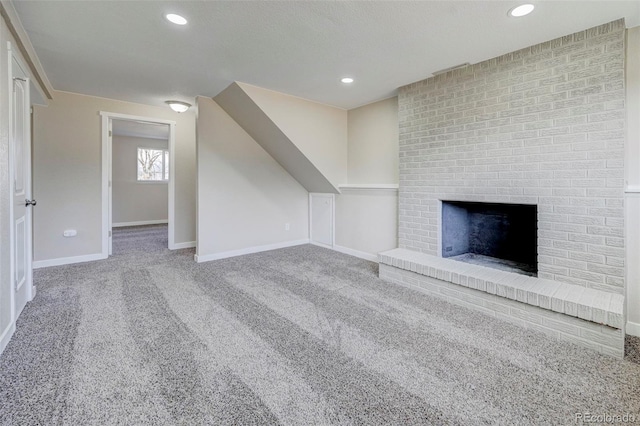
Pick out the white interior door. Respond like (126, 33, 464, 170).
(310, 193, 334, 248)
(10, 58, 33, 317)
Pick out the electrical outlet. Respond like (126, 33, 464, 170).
(285, 223, 290, 231)
(445, 246, 453, 252)
(63, 229, 77, 238)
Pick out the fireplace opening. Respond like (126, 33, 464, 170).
(441, 201, 537, 276)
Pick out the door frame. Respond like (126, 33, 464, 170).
(100, 112, 176, 255)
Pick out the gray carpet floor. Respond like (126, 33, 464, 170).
(1, 224, 639, 425)
(626, 335, 640, 365)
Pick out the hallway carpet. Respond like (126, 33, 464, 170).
(1, 225, 639, 425)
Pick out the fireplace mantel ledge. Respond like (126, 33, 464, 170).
(378, 248, 623, 329)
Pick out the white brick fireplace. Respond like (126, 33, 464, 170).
(380, 20, 627, 357)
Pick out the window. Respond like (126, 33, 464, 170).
(137, 148, 169, 182)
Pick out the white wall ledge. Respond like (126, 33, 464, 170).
(338, 184, 399, 190)
(379, 248, 624, 329)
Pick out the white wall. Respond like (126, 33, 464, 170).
(196, 96, 309, 261)
(335, 97, 399, 258)
(347, 97, 399, 184)
(626, 26, 640, 336)
(112, 135, 168, 225)
(335, 189, 398, 259)
(239, 82, 348, 189)
(215, 82, 340, 193)
(32, 91, 196, 262)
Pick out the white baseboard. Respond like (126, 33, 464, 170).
(310, 241, 334, 250)
(33, 253, 107, 269)
(0, 323, 16, 357)
(112, 220, 168, 227)
(195, 239, 310, 263)
(332, 245, 378, 262)
(627, 321, 640, 337)
(170, 241, 196, 250)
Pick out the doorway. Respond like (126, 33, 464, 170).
(100, 112, 176, 256)
(111, 119, 170, 253)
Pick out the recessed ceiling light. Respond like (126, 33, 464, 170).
(341, 77, 354, 84)
(166, 13, 188, 25)
(508, 4, 535, 17)
(165, 100, 191, 113)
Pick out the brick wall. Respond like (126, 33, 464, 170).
(397, 20, 626, 295)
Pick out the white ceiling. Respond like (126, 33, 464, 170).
(13, 1, 640, 110)
(112, 119, 169, 140)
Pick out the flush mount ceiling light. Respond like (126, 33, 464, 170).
(508, 4, 535, 17)
(165, 13, 188, 25)
(166, 100, 191, 113)
(341, 77, 354, 84)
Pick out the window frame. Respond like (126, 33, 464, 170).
(136, 146, 169, 184)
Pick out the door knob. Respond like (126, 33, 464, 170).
(25, 199, 36, 207)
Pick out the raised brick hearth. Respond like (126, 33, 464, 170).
(379, 248, 624, 357)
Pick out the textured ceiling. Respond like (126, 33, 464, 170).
(13, 1, 640, 110)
